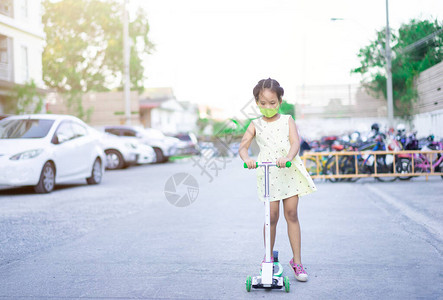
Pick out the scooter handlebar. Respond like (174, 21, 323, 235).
(243, 162, 259, 168)
(243, 161, 292, 168)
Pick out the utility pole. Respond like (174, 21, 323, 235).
(331, 2, 395, 128)
(385, 0, 394, 128)
(123, 0, 131, 125)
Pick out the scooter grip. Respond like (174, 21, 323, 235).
(277, 161, 292, 168)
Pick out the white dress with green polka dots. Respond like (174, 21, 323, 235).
(252, 114, 317, 202)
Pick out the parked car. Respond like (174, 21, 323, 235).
(90, 129, 139, 170)
(104, 125, 179, 163)
(0, 114, 105, 193)
(172, 132, 200, 155)
(136, 142, 157, 164)
(198, 142, 220, 158)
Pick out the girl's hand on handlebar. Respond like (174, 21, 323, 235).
(244, 159, 257, 169)
(277, 157, 290, 168)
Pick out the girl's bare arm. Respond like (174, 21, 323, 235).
(239, 121, 256, 168)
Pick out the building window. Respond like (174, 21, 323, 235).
(0, 35, 11, 81)
(0, 0, 14, 18)
(0, 36, 8, 64)
(20, 0, 28, 19)
(21, 45, 29, 81)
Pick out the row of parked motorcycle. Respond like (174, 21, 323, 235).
(300, 123, 443, 182)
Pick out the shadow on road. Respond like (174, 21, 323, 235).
(0, 184, 86, 196)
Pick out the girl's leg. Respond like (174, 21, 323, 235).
(263, 200, 280, 256)
(283, 195, 302, 264)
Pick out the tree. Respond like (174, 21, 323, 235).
(352, 19, 443, 118)
(5, 80, 44, 115)
(42, 0, 154, 119)
(279, 100, 295, 119)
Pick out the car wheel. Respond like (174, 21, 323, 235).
(105, 149, 124, 170)
(86, 158, 103, 185)
(153, 147, 165, 163)
(34, 162, 55, 193)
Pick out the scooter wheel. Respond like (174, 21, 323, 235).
(284, 276, 290, 292)
(246, 275, 252, 292)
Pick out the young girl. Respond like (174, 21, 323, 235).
(238, 78, 317, 282)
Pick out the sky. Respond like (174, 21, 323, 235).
(130, 0, 443, 118)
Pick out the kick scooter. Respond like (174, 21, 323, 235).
(244, 161, 291, 293)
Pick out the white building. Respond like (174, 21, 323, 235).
(412, 61, 443, 139)
(0, 0, 45, 114)
(139, 87, 199, 134)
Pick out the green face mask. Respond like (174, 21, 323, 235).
(259, 104, 279, 118)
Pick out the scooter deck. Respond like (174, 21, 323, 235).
(252, 276, 284, 289)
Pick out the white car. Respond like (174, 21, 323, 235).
(0, 114, 105, 193)
(93, 128, 156, 167)
(172, 132, 200, 155)
(104, 125, 179, 163)
(135, 142, 157, 164)
(91, 129, 139, 170)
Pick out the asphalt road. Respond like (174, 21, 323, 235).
(0, 156, 442, 299)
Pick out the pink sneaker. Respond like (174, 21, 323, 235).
(289, 258, 308, 281)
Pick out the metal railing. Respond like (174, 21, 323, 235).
(300, 150, 443, 180)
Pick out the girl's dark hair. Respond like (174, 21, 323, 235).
(253, 78, 284, 102)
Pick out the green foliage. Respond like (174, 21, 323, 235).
(196, 117, 209, 135)
(279, 99, 295, 119)
(5, 80, 44, 114)
(214, 118, 250, 137)
(42, 0, 154, 120)
(352, 19, 443, 118)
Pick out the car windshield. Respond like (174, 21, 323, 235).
(0, 119, 54, 139)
